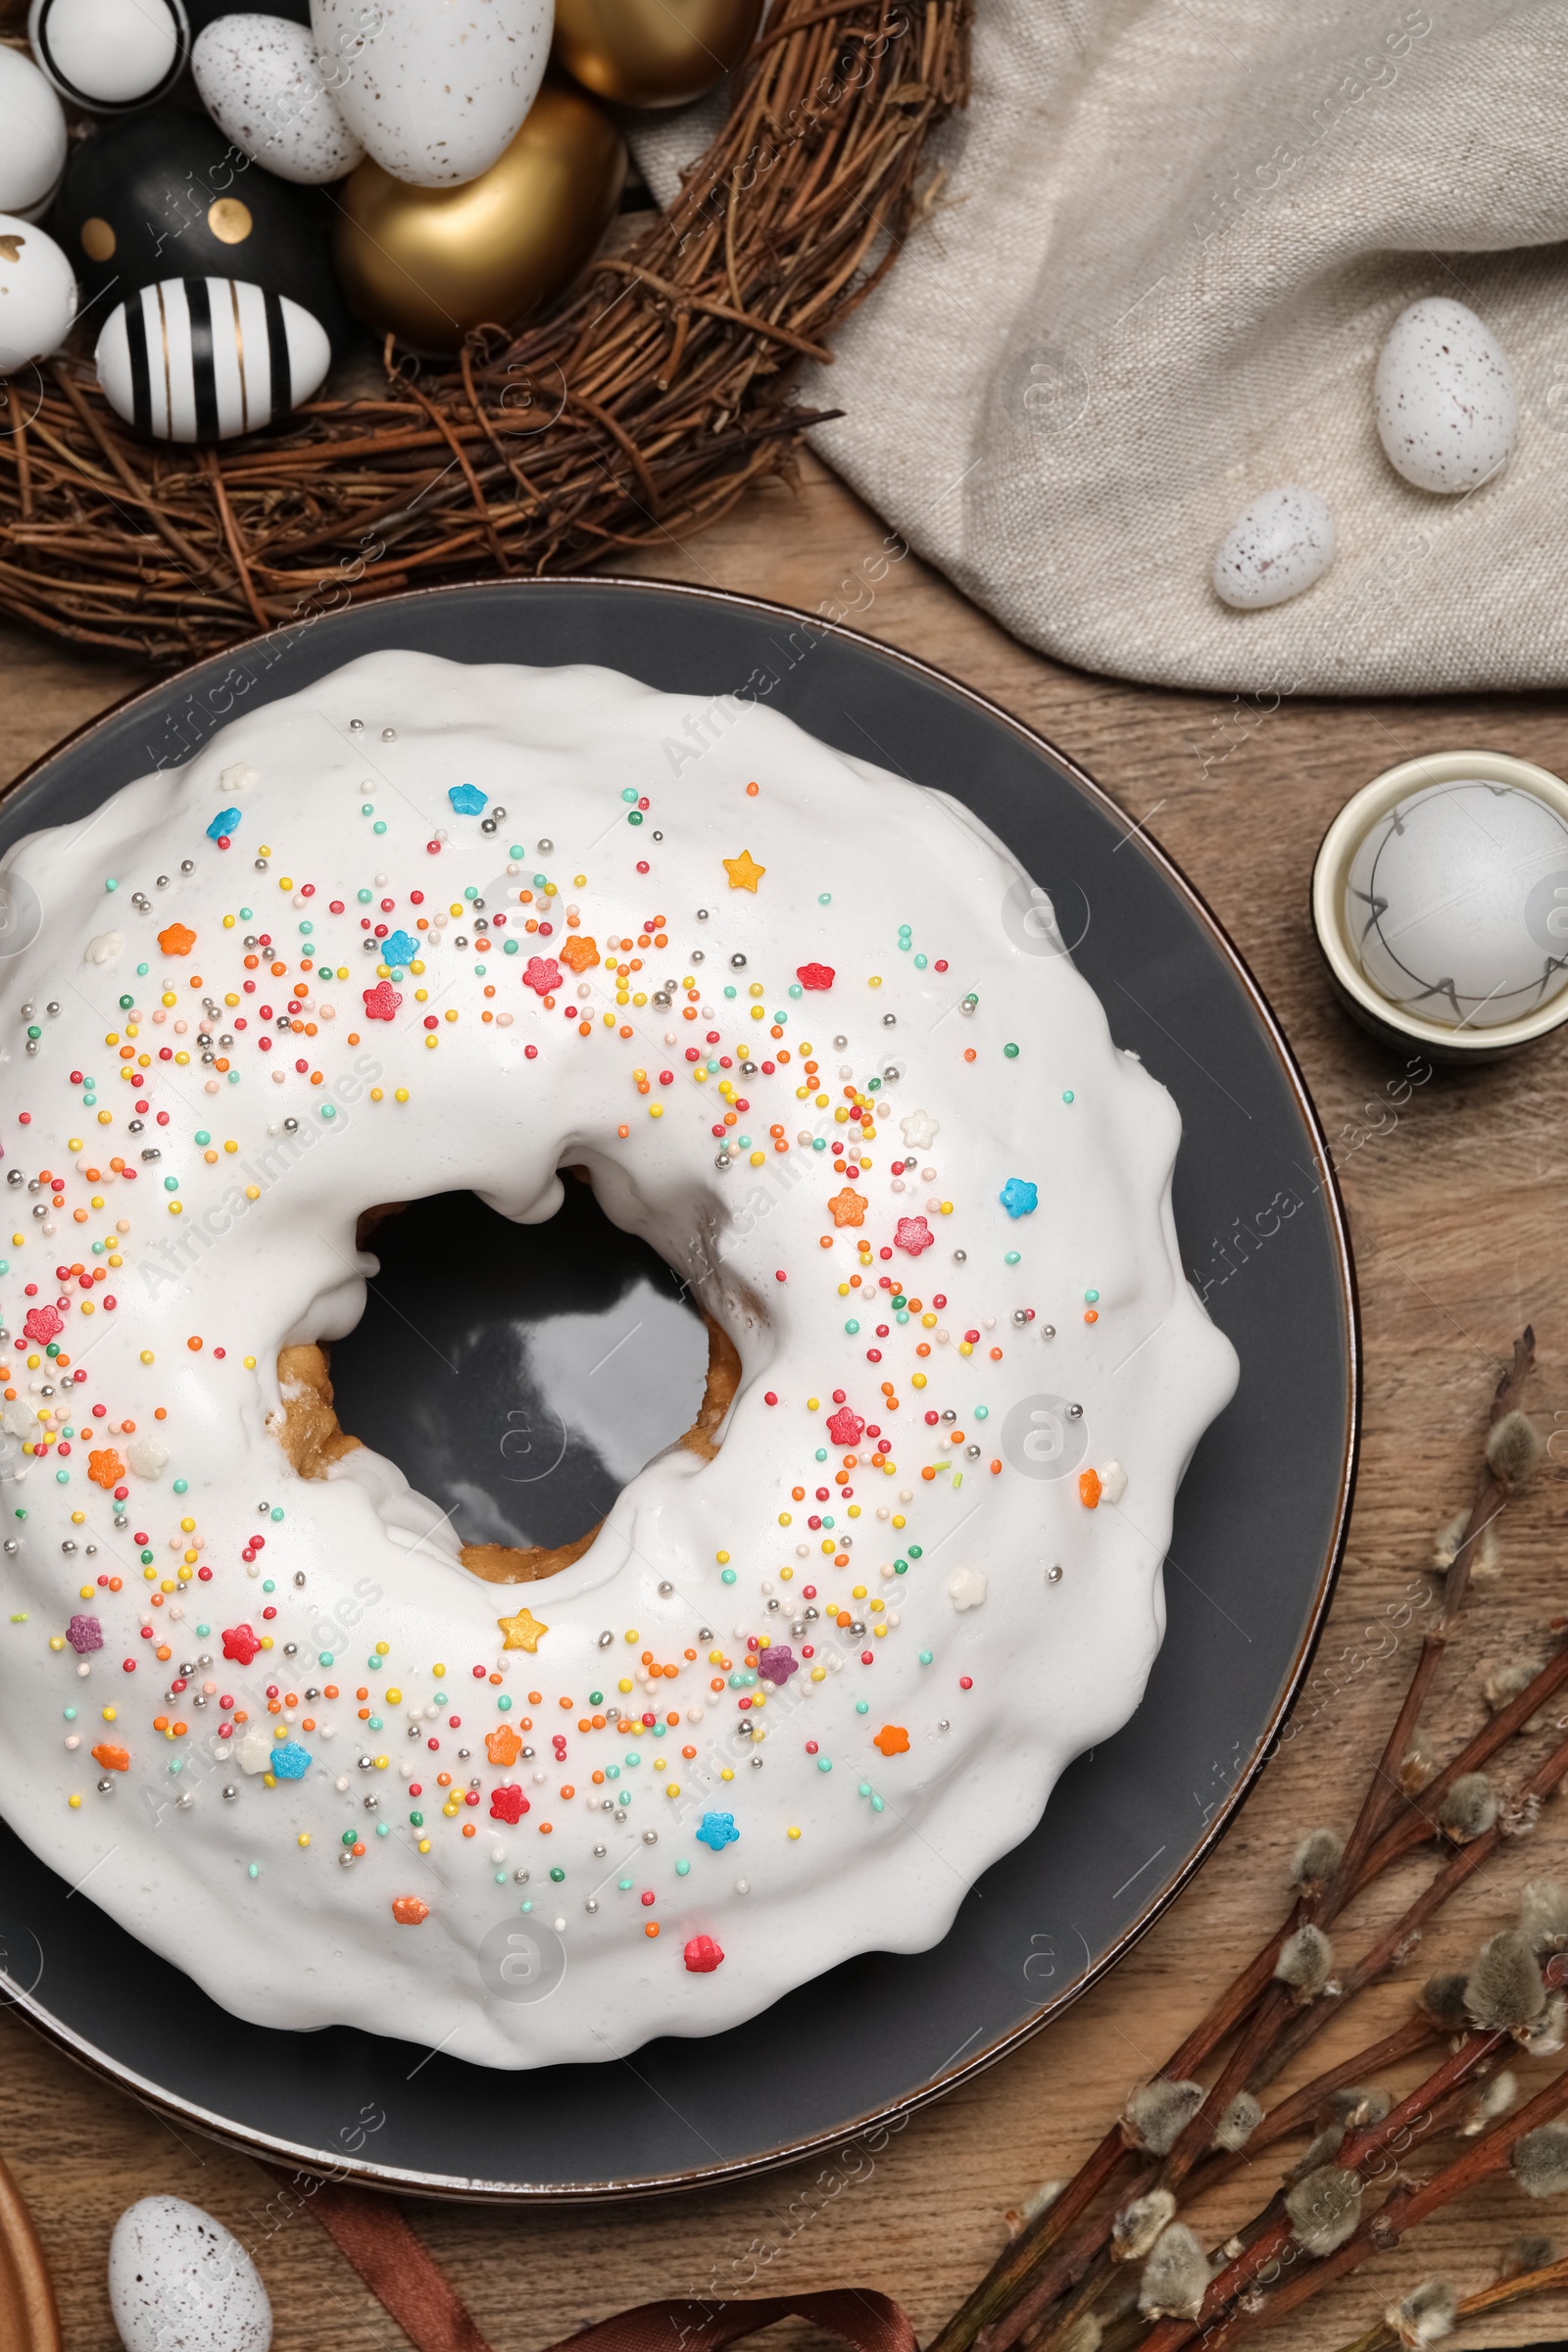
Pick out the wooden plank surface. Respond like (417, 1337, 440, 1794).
(2, 454, 1568, 2351)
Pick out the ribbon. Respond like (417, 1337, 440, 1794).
(264, 2166, 917, 2352)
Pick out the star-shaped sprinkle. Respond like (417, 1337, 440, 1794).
(1000, 1177, 1039, 1219)
(828, 1187, 867, 1228)
(900, 1108, 939, 1150)
(489, 1783, 527, 1823)
(270, 1739, 312, 1780)
(23, 1303, 61, 1345)
(498, 1606, 548, 1651)
(448, 783, 488, 814)
(523, 956, 562, 996)
(560, 934, 600, 972)
(485, 1724, 522, 1766)
(796, 961, 834, 990)
(894, 1214, 934, 1256)
(157, 922, 195, 956)
(392, 1895, 429, 1925)
(87, 1447, 123, 1490)
(380, 929, 417, 968)
(826, 1405, 864, 1445)
(696, 1810, 739, 1850)
(872, 1724, 909, 1757)
(362, 981, 402, 1022)
(206, 806, 241, 842)
(722, 849, 765, 892)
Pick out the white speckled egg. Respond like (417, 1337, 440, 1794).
(108, 2195, 272, 2352)
(28, 0, 189, 113)
(1212, 485, 1336, 610)
(311, 0, 551, 185)
(0, 213, 76, 373)
(1348, 779, 1568, 1028)
(0, 47, 68, 220)
(1373, 297, 1517, 495)
(193, 15, 365, 184)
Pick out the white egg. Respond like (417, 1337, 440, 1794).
(0, 213, 77, 373)
(1348, 780, 1568, 1028)
(28, 0, 189, 113)
(96, 276, 331, 441)
(311, 0, 551, 185)
(193, 15, 365, 185)
(1212, 485, 1336, 610)
(0, 47, 68, 220)
(108, 2195, 272, 2352)
(1373, 296, 1517, 495)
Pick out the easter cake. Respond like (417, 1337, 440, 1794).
(0, 651, 1237, 2066)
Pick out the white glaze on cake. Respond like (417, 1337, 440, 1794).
(0, 653, 1238, 2067)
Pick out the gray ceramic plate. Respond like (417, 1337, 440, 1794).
(0, 580, 1356, 2198)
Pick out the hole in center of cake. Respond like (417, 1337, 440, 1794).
(291, 1179, 718, 1580)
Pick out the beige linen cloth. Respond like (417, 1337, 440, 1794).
(634, 0, 1568, 695)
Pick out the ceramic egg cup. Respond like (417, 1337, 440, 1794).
(1312, 748, 1568, 1062)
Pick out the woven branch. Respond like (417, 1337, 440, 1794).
(0, 0, 969, 666)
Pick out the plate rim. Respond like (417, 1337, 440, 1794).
(0, 574, 1360, 2202)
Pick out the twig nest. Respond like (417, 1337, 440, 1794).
(1211, 485, 1336, 610)
(1374, 297, 1517, 494)
(0, 214, 76, 374)
(109, 2195, 271, 2351)
(0, 47, 68, 220)
(192, 15, 365, 184)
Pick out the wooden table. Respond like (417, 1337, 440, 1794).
(2, 455, 1566, 2351)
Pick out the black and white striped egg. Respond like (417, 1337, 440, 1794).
(95, 275, 329, 441)
(27, 0, 189, 113)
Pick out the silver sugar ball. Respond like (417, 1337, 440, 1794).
(696, 907, 710, 921)
(882, 1012, 896, 1026)
(730, 952, 747, 968)
(833, 1034, 848, 1049)
(642, 1829, 658, 1844)
(537, 838, 553, 853)
(953, 1249, 967, 1263)
(1048, 1564, 1063, 1584)
(597, 1630, 613, 1647)
(658, 1580, 673, 1595)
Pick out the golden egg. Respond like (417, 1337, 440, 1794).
(553, 0, 762, 110)
(332, 81, 626, 356)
